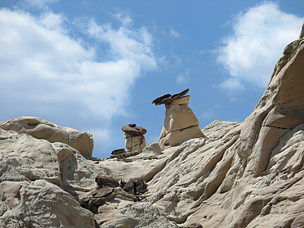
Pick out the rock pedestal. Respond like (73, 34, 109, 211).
(122, 124, 147, 153)
(153, 89, 206, 149)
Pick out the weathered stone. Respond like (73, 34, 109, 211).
(95, 175, 119, 188)
(0, 116, 93, 157)
(152, 88, 190, 106)
(122, 178, 147, 195)
(52, 142, 111, 199)
(124, 133, 146, 153)
(0, 180, 95, 228)
(0, 129, 62, 186)
(181, 223, 203, 228)
(100, 202, 179, 228)
(111, 148, 126, 155)
(155, 92, 206, 149)
(122, 124, 147, 136)
(1, 24, 304, 228)
(80, 187, 115, 213)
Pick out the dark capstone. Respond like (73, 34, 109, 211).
(95, 175, 119, 188)
(122, 124, 147, 136)
(152, 88, 190, 106)
(111, 148, 126, 155)
(151, 93, 171, 106)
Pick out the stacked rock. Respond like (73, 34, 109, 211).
(153, 88, 206, 149)
(122, 124, 147, 153)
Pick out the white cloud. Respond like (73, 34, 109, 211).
(176, 70, 190, 84)
(24, 0, 58, 8)
(88, 128, 111, 144)
(170, 27, 180, 38)
(217, 1, 304, 90)
(0, 9, 157, 120)
(219, 78, 244, 91)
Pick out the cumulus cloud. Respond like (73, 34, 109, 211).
(0, 9, 157, 120)
(217, 1, 304, 90)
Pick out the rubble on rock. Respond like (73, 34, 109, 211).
(80, 175, 147, 214)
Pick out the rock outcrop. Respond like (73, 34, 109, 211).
(153, 89, 206, 149)
(0, 122, 111, 227)
(1, 25, 304, 228)
(0, 116, 93, 157)
(122, 124, 147, 153)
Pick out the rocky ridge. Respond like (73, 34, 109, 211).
(1, 26, 304, 227)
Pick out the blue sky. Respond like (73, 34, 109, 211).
(1, 0, 304, 158)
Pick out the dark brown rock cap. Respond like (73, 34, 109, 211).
(122, 123, 147, 136)
(111, 148, 126, 155)
(152, 88, 189, 106)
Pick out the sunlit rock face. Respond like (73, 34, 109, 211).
(2, 25, 304, 228)
(0, 116, 93, 157)
(122, 124, 147, 153)
(153, 89, 206, 150)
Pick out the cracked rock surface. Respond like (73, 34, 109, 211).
(1, 26, 304, 228)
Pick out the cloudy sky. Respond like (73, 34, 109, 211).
(1, 0, 303, 158)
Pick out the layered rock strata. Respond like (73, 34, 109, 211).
(153, 89, 206, 149)
(1, 25, 304, 228)
(0, 116, 93, 157)
(122, 124, 147, 153)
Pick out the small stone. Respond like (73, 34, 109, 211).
(111, 148, 126, 155)
(95, 175, 119, 188)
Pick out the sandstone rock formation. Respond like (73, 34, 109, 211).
(0, 180, 96, 228)
(153, 89, 206, 149)
(0, 122, 111, 227)
(0, 116, 93, 157)
(122, 124, 147, 153)
(1, 25, 304, 228)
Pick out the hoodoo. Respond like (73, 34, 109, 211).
(153, 88, 206, 149)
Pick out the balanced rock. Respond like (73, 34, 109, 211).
(0, 116, 93, 157)
(122, 124, 147, 153)
(153, 89, 206, 149)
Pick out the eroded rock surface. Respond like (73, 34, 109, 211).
(0, 116, 93, 157)
(1, 25, 304, 228)
(0, 180, 95, 228)
(122, 124, 147, 153)
(153, 89, 206, 149)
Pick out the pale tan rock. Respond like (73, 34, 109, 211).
(0, 128, 62, 186)
(100, 202, 178, 228)
(0, 180, 95, 228)
(158, 95, 206, 149)
(124, 133, 146, 153)
(1, 26, 304, 228)
(0, 116, 93, 157)
(52, 142, 113, 199)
